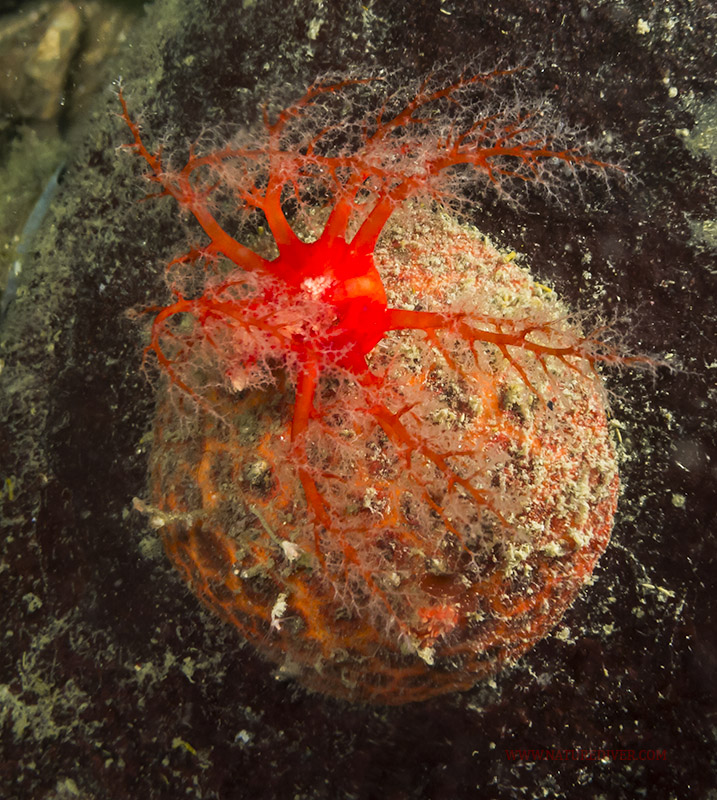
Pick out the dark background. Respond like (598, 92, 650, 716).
(1, 1, 716, 798)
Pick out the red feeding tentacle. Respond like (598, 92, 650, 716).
(291, 356, 320, 441)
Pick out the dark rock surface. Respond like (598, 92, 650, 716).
(1, 1, 715, 798)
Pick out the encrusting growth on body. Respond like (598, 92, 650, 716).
(121, 69, 646, 704)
